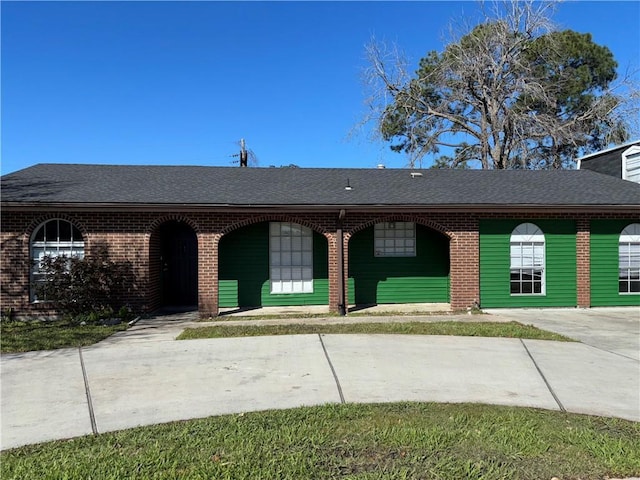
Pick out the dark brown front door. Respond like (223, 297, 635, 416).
(160, 221, 198, 306)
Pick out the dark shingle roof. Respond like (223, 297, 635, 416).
(2, 163, 640, 207)
(578, 140, 640, 179)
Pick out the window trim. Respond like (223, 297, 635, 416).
(509, 223, 546, 296)
(269, 222, 314, 295)
(374, 221, 416, 257)
(30, 219, 85, 302)
(619, 223, 640, 295)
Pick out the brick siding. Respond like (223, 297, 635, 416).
(1, 208, 635, 317)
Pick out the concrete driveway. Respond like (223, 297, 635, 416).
(1, 307, 638, 450)
(484, 307, 640, 360)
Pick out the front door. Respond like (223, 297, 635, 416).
(160, 221, 198, 306)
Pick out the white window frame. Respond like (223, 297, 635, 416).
(269, 222, 313, 294)
(374, 222, 416, 257)
(510, 223, 545, 296)
(30, 219, 85, 302)
(619, 223, 640, 295)
(622, 146, 640, 183)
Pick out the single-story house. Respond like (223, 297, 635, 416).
(578, 139, 640, 184)
(1, 163, 639, 317)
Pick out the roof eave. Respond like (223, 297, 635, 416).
(2, 202, 638, 214)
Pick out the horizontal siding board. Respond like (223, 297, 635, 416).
(480, 219, 576, 308)
(347, 278, 355, 305)
(218, 280, 239, 308)
(591, 220, 640, 306)
(348, 224, 450, 304)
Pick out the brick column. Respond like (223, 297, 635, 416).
(449, 228, 480, 310)
(342, 233, 350, 312)
(327, 232, 340, 313)
(576, 218, 591, 308)
(197, 232, 219, 317)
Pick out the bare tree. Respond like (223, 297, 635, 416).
(363, 0, 638, 169)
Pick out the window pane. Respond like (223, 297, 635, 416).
(510, 245, 521, 267)
(33, 225, 45, 242)
(281, 223, 292, 235)
(59, 221, 72, 241)
(302, 267, 312, 281)
(72, 225, 83, 242)
(45, 220, 59, 242)
(302, 236, 312, 251)
(292, 268, 302, 281)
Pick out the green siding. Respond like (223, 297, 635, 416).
(219, 280, 238, 308)
(480, 219, 577, 307)
(218, 222, 329, 308)
(348, 225, 450, 305)
(591, 220, 640, 306)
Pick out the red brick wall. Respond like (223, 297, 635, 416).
(1, 208, 635, 317)
(576, 216, 591, 308)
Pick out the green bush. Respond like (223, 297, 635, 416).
(34, 246, 134, 322)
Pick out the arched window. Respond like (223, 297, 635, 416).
(619, 223, 640, 294)
(510, 223, 545, 295)
(31, 219, 85, 301)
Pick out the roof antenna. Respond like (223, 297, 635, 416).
(230, 138, 258, 167)
(239, 138, 248, 167)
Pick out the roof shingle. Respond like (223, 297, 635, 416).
(2, 163, 639, 207)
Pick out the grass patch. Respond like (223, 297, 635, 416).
(209, 310, 474, 322)
(2, 403, 638, 479)
(177, 321, 573, 342)
(0, 319, 128, 353)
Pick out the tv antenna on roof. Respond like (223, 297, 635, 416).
(230, 138, 258, 167)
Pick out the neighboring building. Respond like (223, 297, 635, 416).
(1, 163, 639, 318)
(578, 140, 640, 183)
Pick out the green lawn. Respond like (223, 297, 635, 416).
(2, 403, 638, 480)
(0, 319, 128, 353)
(178, 321, 573, 342)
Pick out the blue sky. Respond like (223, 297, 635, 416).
(2, 1, 639, 174)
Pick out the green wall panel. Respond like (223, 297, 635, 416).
(591, 220, 640, 306)
(480, 219, 577, 307)
(348, 225, 450, 305)
(218, 222, 329, 308)
(219, 280, 238, 308)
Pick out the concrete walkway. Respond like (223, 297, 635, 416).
(1, 307, 638, 450)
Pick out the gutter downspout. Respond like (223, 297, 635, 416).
(337, 209, 346, 316)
